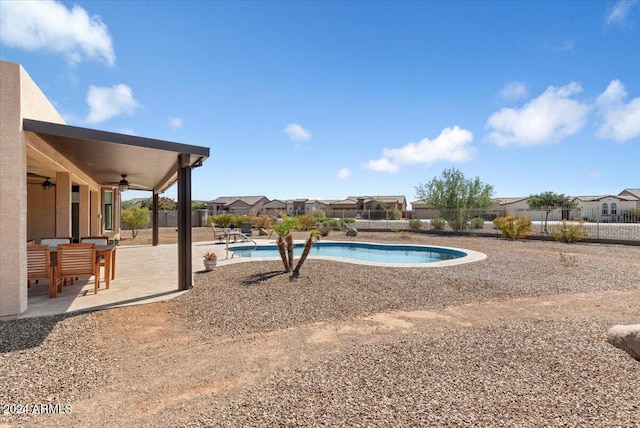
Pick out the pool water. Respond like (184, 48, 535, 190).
(230, 242, 466, 264)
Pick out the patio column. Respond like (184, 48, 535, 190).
(177, 154, 192, 291)
(79, 184, 90, 238)
(152, 192, 159, 246)
(55, 171, 72, 238)
(0, 62, 27, 317)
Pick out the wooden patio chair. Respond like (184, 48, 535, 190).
(80, 236, 109, 282)
(27, 244, 57, 298)
(55, 243, 99, 294)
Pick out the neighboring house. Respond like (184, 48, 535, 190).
(410, 200, 440, 219)
(285, 198, 335, 216)
(619, 189, 640, 209)
(328, 198, 358, 217)
(329, 195, 408, 218)
(572, 195, 638, 222)
(207, 196, 269, 216)
(262, 199, 287, 216)
(0, 61, 209, 318)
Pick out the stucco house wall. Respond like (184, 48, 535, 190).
(1, 61, 69, 317)
(1, 61, 118, 318)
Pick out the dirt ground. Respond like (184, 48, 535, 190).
(3, 228, 639, 427)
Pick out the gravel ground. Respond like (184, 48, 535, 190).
(194, 318, 639, 427)
(2, 230, 639, 427)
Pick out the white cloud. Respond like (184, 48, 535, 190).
(595, 80, 640, 142)
(85, 84, 140, 124)
(606, 0, 638, 27)
(499, 81, 528, 101)
(169, 117, 183, 129)
(363, 126, 475, 174)
(363, 157, 399, 173)
(283, 123, 312, 142)
(485, 82, 589, 147)
(586, 170, 601, 179)
(0, 0, 115, 66)
(337, 168, 351, 179)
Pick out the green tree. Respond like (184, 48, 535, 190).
(368, 199, 388, 219)
(415, 168, 494, 231)
(191, 202, 207, 210)
(139, 197, 176, 211)
(528, 191, 575, 233)
(121, 206, 151, 238)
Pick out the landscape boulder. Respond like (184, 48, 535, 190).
(346, 227, 358, 237)
(606, 324, 640, 361)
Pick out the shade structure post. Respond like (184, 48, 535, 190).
(177, 154, 192, 290)
(152, 192, 159, 246)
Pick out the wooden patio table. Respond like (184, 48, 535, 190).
(50, 244, 116, 291)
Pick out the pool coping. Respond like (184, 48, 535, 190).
(221, 240, 487, 268)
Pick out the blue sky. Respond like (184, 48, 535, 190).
(1, 0, 639, 203)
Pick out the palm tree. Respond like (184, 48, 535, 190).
(272, 215, 298, 272)
(292, 229, 321, 277)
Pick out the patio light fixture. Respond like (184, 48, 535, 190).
(42, 178, 53, 191)
(118, 174, 129, 192)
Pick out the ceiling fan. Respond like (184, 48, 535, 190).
(27, 172, 55, 191)
(105, 174, 147, 191)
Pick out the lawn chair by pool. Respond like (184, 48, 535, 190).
(211, 224, 227, 243)
(241, 222, 252, 236)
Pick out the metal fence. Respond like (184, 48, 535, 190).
(350, 208, 640, 243)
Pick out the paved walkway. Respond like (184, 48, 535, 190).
(20, 241, 238, 319)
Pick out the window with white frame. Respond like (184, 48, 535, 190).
(602, 203, 608, 215)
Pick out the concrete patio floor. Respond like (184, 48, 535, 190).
(20, 240, 235, 319)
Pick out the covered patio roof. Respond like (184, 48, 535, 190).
(23, 118, 211, 292)
(23, 119, 209, 192)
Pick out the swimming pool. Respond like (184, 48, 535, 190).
(228, 241, 486, 267)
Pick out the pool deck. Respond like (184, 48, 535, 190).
(19, 239, 484, 319)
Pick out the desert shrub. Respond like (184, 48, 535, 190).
(342, 218, 356, 224)
(296, 215, 317, 231)
(233, 215, 249, 228)
(318, 224, 331, 236)
(252, 214, 275, 229)
(311, 210, 327, 219)
(431, 218, 446, 230)
(325, 219, 342, 230)
(493, 216, 532, 239)
(470, 217, 485, 229)
(558, 251, 579, 267)
(551, 220, 588, 243)
(409, 218, 423, 229)
(210, 213, 234, 228)
(389, 209, 402, 220)
(209, 214, 247, 228)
